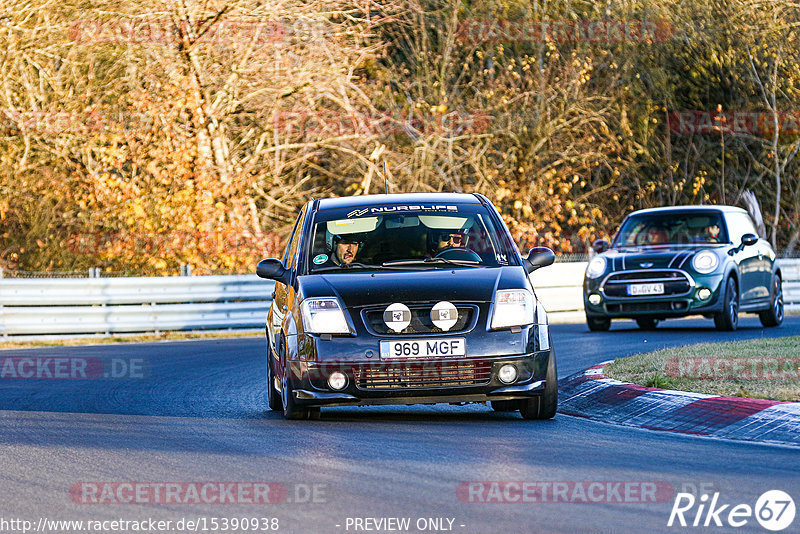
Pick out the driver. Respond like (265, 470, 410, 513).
(324, 234, 362, 266)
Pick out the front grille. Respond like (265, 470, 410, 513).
(353, 360, 492, 389)
(362, 305, 476, 335)
(607, 301, 689, 313)
(603, 270, 691, 297)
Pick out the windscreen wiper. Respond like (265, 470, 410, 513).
(382, 258, 482, 268)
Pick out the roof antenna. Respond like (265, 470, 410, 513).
(383, 161, 389, 195)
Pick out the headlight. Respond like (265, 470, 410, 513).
(586, 256, 607, 279)
(491, 289, 534, 329)
(300, 298, 350, 334)
(691, 250, 719, 274)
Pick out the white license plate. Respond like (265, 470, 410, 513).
(380, 338, 466, 359)
(628, 283, 665, 296)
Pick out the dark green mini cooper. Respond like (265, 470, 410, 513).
(583, 206, 783, 331)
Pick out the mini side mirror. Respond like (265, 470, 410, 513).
(257, 258, 290, 284)
(592, 239, 610, 253)
(741, 233, 758, 247)
(524, 247, 555, 273)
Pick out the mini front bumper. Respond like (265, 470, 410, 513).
(284, 351, 551, 408)
(584, 273, 726, 319)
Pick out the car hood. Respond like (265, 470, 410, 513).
(297, 267, 530, 307)
(607, 245, 725, 270)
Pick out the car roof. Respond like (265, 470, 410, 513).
(315, 193, 482, 211)
(628, 205, 748, 217)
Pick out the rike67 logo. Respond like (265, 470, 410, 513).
(668, 490, 795, 531)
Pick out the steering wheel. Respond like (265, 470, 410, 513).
(434, 247, 483, 262)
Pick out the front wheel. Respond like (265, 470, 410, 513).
(713, 277, 739, 331)
(281, 375, 317, 420)
(586, 315, 611, 332)
(759, 274, 784, 327)
(520, 346, 558, 420)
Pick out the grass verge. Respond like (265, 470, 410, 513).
(0, 330, 260, 350)
(605, 336, 800, 402)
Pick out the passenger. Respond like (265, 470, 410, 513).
(429, 229, 469, 256)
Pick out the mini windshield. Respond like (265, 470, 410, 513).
(306, 205, 519, 272)
(613, 211, 728, 247)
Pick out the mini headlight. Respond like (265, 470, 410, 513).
(586, 256, 607, 279)
(691, 250, 719, 274)
(300, 298, 350, 334)
(588, 293, 602, 305)
(328, 372, 347, 390)
(491, 289, 534, 330)
(498, 364, 518, 384)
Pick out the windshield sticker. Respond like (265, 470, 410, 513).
(313, 254, 328, 265)
(496, 253, 508, 265)
(347, 205, 458, 218)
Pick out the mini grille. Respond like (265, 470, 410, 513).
(603, 270, 691, 297)
(607, 301, 689, 313)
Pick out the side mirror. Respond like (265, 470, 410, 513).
(741, 233, 758, 247)
(256, 258, 291, 284)
(524, 247, 555, 273)
(592, 239, 610, 253)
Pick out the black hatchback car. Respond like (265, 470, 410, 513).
(256, 193, 556, 420)
(583, 205, 784, 331)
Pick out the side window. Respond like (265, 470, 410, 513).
(282, 206, 307, 267)
(726, 213, 757, 244)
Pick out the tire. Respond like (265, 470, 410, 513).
(586, 315, 611, 332)
(635, 317, 659, 330)
(714, 277, 739, 331)
(281, 374, 314, 420)
(520, 346, 558, 420)
(491, 400, 519, 412)
(265, 340, 281, 411)
(759, 274, 784, 327)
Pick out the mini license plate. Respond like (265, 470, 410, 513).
(379, 338, 466, 359)
(627, 283, 665, 296)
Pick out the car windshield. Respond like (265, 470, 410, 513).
(306, 204, 519, 272)
(613, 211, 728, 247)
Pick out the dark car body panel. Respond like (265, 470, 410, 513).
(263, 193, 554, 411)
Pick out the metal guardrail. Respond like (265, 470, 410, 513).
(1, 260, 798, 336)
(0, 275, 274, 336)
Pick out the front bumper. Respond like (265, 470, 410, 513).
(584, 272, 726, 319)
(284, 351, 551, 407)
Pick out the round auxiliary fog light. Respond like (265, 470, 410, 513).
(697, 287, 712, 301)
(588, 293, 602, 306)
(498, 364, 518, 385)
(328, 372, 347, 390)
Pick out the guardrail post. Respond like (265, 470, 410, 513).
(180, 264, 192, 276)
(88, 267, 101, 278)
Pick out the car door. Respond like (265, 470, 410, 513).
(270, 205, 307, 358)
(724, 211, 766, 304)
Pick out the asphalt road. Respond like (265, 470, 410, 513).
(1, 316, 799, 534)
